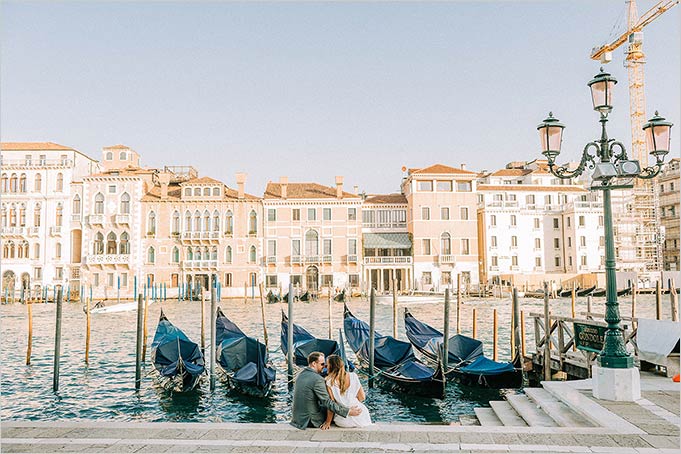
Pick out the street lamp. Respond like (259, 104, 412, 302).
(537, 67, 673, 401)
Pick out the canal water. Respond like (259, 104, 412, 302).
(0, 294, 671, 423)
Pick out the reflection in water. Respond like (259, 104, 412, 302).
(156, 386, 203, 421)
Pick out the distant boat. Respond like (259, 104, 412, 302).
(215, 307, 275, 397)
(90, 299, 155, 314)
(150, 310, 205, 392)
(523, 289, 545, 299)
(558, 287, 576, 298)
(280, 311, 340, 366)
(333, 289, 346, 302)
(403, 309, 522, 389)
(577, 285, 597, 297)
(343, 305, 445, 399)
(375, 295, 440, 305)
(591, 287, 631, 297)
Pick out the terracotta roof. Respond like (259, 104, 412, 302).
(408, 164, 477, 176)
(181, 176, 224, 186)
(103, 144, 130, 150)
(264, 182, 358, 199)
(1, 142, 74, 151)
(364, 194, 407, 204)
(477, 184, 587, 192)
(490, 169, 532, 177)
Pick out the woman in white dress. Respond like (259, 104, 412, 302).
(321, 355, 373, 429)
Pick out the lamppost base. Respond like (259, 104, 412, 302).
(592, 364, 641, 402)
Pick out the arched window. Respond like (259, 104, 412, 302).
(212, 187, 220, 196)
(147, 247, 155, 264)
(94, 232, 104, 255)
(0, 206, 6, 227)
(305, 230, 319, 256)
(56, 173, 63, 192)
(249, 245, 257, 263)
(55, 205, 63, 227)
(193, 188, 201, 196)
(34, 173, 42, 192)
(33, 205, 40, 226)
(1, 174, 7, 192)
(203, 246, 209, 261)
(9, 206, 16, 226)
(10, 174, 18, 192)
(172, 246, 179, 263)
(195, 247, 202, 260)
(213, 210, 220, 231)
(105, 151, 113, 160)
(19, 174, 27, 192)
(193, 211, 201, 231)
(17, 241, 24, 258)
(184, 188, 191, 197)
(120, 193, 130, 214)
(225, 211, 233, 235)
(107, 232, 117, 254)
(225, 246, 232, 263)
(3, 242, 8, 258)
(119, 151, 127, 160)
(203, 210, 210, 232)
(34, 243, 40, 259)
(94, 193, 104, 214)
(19, 205, 26, 226)
(211, 246, 217, 261)
(23, 242, 29, 258)
(187, 247, 193, 261)
(203, 187, 210, 196)
(249, 210, 257, 235)
(55, 242, 62, 259)
(172, 211, 180, 234)
(185, 211, 192, 231)
(9, 241, 15, 258)
(73, 194, 81, 214)
(119, 232, 130, 254)
(441, 232, 451, 255)
(147, 211, 156, 234)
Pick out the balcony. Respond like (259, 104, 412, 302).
(291, 255, 302, 264)
(88, 214, 105, 225)
(0, 158, 73, 168)
(182, 260, 218, 269)
(362, 222, 407, 229)
(304, 255, 321, 264)
(438, 255, 455, 264)
(85, 254, 131, 265)
(181, 231, 220, 241)
(489, 266, 499, 271)
(1, 226, 25, 236)
(71, 214, 81, 222)
(322, 255, 332, 264)
(347, 255, 358, 263)
(49, 226, 62, 236)
(363, 256, 412, 265)
(266, 256, 277, 265)
(115, 214, 130, 225)
(27, 226, 40, 237)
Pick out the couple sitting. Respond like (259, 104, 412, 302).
(291, 351, 373, 430)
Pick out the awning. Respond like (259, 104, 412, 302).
(363, 233, 411, 249)
(637, 318, 681, 365)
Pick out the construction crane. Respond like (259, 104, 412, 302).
(590, 0, 678, 274)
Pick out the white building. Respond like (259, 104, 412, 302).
(1, 142, 99, 299)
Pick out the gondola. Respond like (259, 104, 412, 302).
(591, 287, 631, 297)
(150, 310, 205, 392)
(577, 285, 597, 297)
(343, 305, 445, 399)
(280, 311, 341, 366)
(266, 290, 281, 304)
(524, 289, 545, 299)
(333, 289, 346, 302)
(403, 309, 522, 389)
(558, 287, 577, 298)
(299, 291, 311, 302)
(215, 307, 275, 397)
(282, 292, 299, 302)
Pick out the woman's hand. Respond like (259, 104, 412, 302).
(320, 420, 332, 430)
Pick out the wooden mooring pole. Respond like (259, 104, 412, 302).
(210, 286, 217, 391)
(493, 308, 498, 362)
(26, 289, 33, 365)
(200, 291, 206, 356)
(259, 283, 269, 349)
(520, 310, 526, 358)
(328, 286, 334, 340)
(656, 281, 662, 320)
(443, 288, 450, 372)
(587, 295, 592, 317)
(671, 279, 678, 322)
(631, 279, 637, 323)
(287, 283, 294, 386)
(52, 288, 64, 392)
(134, 293, 143, 390)
(85, 297, 90, 365)
(543, 281, 551, 381)
(472, 308, 477, 339)
(369, 287, 376, 389)
(456, 274, 461, 334)
(392, 277, 398, 339)
(142, 294, 149, 362)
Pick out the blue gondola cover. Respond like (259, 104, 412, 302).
(458, 356, 515, 376)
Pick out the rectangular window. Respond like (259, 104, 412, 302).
(510, 215, 517, 226)
(567, 217, 571, 227)
(108, 185, 116, 194)
(377, 210, 390, 226)
(362, 210, 375, 225)
(225, 273, 233, 287)
(94, 273, 100, 287)
(322, 275, 333, 287)
(460, 207, 469, 220)
(267, 240, 277, 257)
(555, 256, 561, 267)
(308, 208, 316, 221)
(421, 207, 430, 220)
(535, 257, 542, 267)
(34, 267, 42, 280)
(291, 239, 301, 257)
(348, 239, 357, 255)
(534, 218, 540, 229)
(440, 207, 450, 220)
(323, 208, 331, 221)
(422, 239, 431, 255)
(491, 256, 498, 266)
(457, 181, 472, 192)
(579, 216, 585, 227)
(267, 209, 277, 222)
(107, 273, 114, 287)
(349, 274, 359, 287)
(598, 216, 604, 226)
(436, 180, 452, 191)
(512, 255, 518, 266)
(291, 275, 302, 286)
(347, 208, 356, 221)
(534, 238, 541, 249)
(554, 238, 560, 249)
(266, 275, 277, 287)
(553, 218, 559, 229)
(568, 237, 572, 247)
(441, 271, 451, 285)
(569, 256, 573, 266)
(526, 195, 535, 205)
(323, 239, 332, 255)
(422, 272, 432, 285)
(56, 267, 63, 280)
(581, 256, 587, 266)
(491, 236, 497, 247)
(121, 273, 128, 287)
(580, 236, 586, 247)
(292, 209, 300, 221)
(461, 239, 470, 255)
(490, 215, 496, 226)
(511, 236, 518, 247)
(544, 194, 552, 205)
(599, 236, 605, 247)
(417, 180, 433, 191)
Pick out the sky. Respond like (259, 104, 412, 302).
(2, 1, 679, 195)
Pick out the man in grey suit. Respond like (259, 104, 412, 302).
(291, 352, 362, 430)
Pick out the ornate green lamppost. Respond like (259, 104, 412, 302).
(537, 68, 673, 399)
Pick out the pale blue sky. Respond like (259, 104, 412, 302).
(2, 1, 679, 194)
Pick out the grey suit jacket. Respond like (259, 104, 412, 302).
(290, 367, 350, 429)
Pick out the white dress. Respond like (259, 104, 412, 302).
(326, 372, 373, 427)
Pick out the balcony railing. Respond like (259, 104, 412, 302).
(347, 255, 358, 263)
(362, 222, 407, 229)
(1, 226, 25, 236)
(438, 255, 455, 264)
(71, 214, 81, 222)
(291, 255, 302, 264)
(88, 214, 105, 225)
(304, 255, 321, 264)
(182, 260, 218, 269)
(27, 226, 40, 237)
(363, 256, 412, 265)
(85, 254, 131, 265)
(181, 231, 221, 240)
(322, 255, 332, 264)
(50, 226, 62, 236)
(115, 214, 130, 225)
(1, 158, 73, 167)
(266, 256, 277, 264)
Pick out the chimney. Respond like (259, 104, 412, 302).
(460, 163, 467, 171)
(280, 176, 288, 199)
(335, 176, 344, 199)
(353, 185, 359, 196)
(158, 171, 171, 200)
(235, 172, 246, 199)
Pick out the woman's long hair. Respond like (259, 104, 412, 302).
(326, 355, 349, 394)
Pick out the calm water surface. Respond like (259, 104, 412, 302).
(0, 294, 669, 423)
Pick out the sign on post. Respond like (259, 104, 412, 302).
(573, 323, 607, 353)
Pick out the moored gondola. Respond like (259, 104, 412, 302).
(215, 307, 276, 397)
(558, 287, 577, 298)
(280, 311, 340, 366)
(577, 285, 597, 297)
(333, 289, 346, 302)
(266, 290, 282, 304)
(404, 309, 522, 389)
(591, 287, 632, 297)
(343, 305, 445, 399)
(150, 310, 205, 392)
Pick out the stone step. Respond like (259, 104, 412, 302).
(458, 414, 480, 426)
(506, 393, 558, 427)
(524, 387, 595, 427)
(489, 400, 527, 426)
(473, 407, 503, 426)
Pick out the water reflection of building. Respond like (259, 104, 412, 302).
(1, 142, 98, 299)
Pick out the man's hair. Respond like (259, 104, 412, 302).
(307, 351, 323, 365)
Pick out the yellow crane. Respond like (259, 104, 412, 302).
(590, 0, 678, 164)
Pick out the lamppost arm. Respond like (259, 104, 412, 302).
(548, 142, 599, 179)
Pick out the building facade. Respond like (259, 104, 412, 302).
(659, 158, 680, 271)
